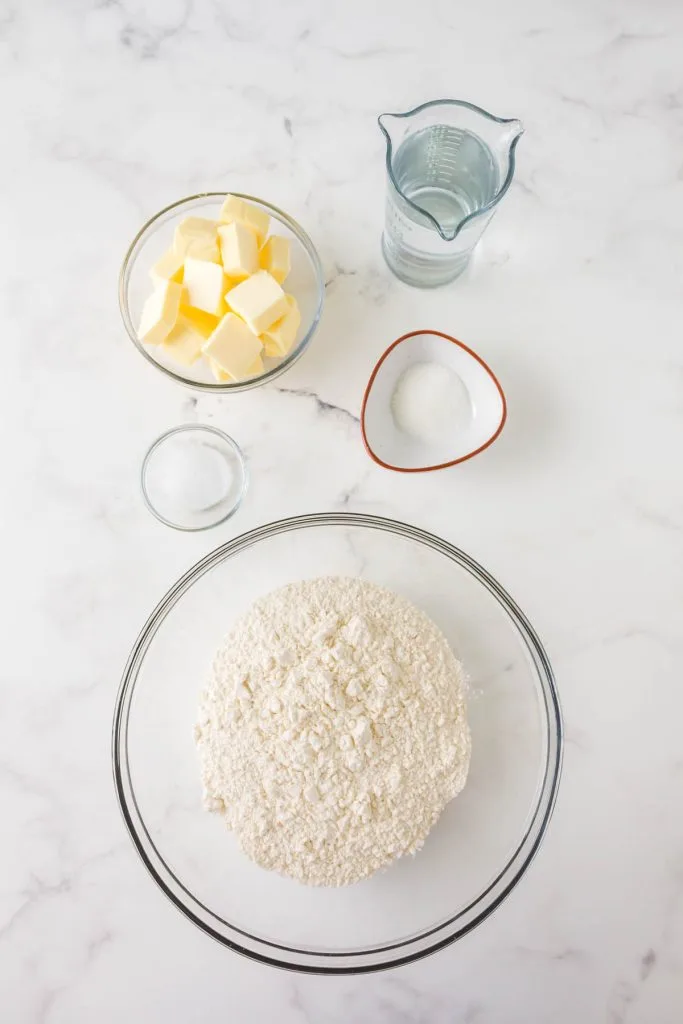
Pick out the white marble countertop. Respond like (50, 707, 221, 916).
(3, 0, 683, 1020)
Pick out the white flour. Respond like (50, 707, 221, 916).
(195, 576, 470, 886)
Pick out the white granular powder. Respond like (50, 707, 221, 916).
(391, 362, 472, 444)
(194, 576, 470, 886)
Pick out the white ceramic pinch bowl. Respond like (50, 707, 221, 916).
(361, 330, 507, 472)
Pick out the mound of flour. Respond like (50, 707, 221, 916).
(195, 576, 470, 886)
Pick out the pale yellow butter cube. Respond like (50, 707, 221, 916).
(258, 235, 291, 284)
(263, 338, 281, 358)
(241, 206, 270, 246)
(150, 247, 184, 284)
(174, 216, 216, 242)
(178, 305, 219, 339)
(261, 294, 300, 356)
(173, 217, 220, 262)
(183, 257, 226, 316)
(161, 313, 206, 366)
(218, 194, 270, 245)
(225, 270, 289, 335)
(246, 355, 264, 377)
(203, 313, 263, 380)
(179, 237, 221, 263)
(195, 239, 222, 262)
(218, 194, 245, 223)
(218, 221, 258, 280)
(209, 357, 232, 382)
(138, 280, 183, 346)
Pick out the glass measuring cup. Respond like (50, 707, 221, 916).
(379, 100, 523, 288)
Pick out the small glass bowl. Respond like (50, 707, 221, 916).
(141, 425, 247, 531)
(119, 193, 324, 393)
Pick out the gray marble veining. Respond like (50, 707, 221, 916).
(1, 0, 683, 1020)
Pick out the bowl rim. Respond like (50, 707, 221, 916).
(118, 192, 325, 394)
(361, 330, 508, 472)
(140, 423, 248, 531)
(112, 512, 562, 974)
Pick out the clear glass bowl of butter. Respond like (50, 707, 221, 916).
(119, 193, 324, 392)
(113, 513, 562, 974)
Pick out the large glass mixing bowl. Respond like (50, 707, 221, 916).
(113, 514, 562, 973)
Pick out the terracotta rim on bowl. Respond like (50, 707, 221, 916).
(360, 330, 508, 472)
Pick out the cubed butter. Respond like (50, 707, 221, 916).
(225, 270, 289, 335)
(203, 313, 263, 380)
(209, 357, 232, 382)
(185, 238, 221, 262)
(150, 247, 184, 284)
(161, 313, 206, 366)
(263, 338, 281, 358)
(218, 194, 246, 224)
(174, 216, 216, 241)
(182, 238, 221, 262)
(241, 205, 270, 246)
(246, 355, 264, 377)
(138, 280, 183, 346)
(178, 305, 219, 339)
(173, 217, 220, 262)
(260, 294, 300, 356)
(218, 221, 258, 280)
(218, 194, 270, 245)
(183, 257, 226, 316)
(258, 235, 290, 284)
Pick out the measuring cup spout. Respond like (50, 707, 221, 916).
(378, 112, 401, 167)
(378, 112, 398, 141)
(378, 109, 457, 242)
(496, 119, 524, 155)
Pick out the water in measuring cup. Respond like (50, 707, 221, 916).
(393, 125, 499, 234)
(384, 124, 500, 286)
